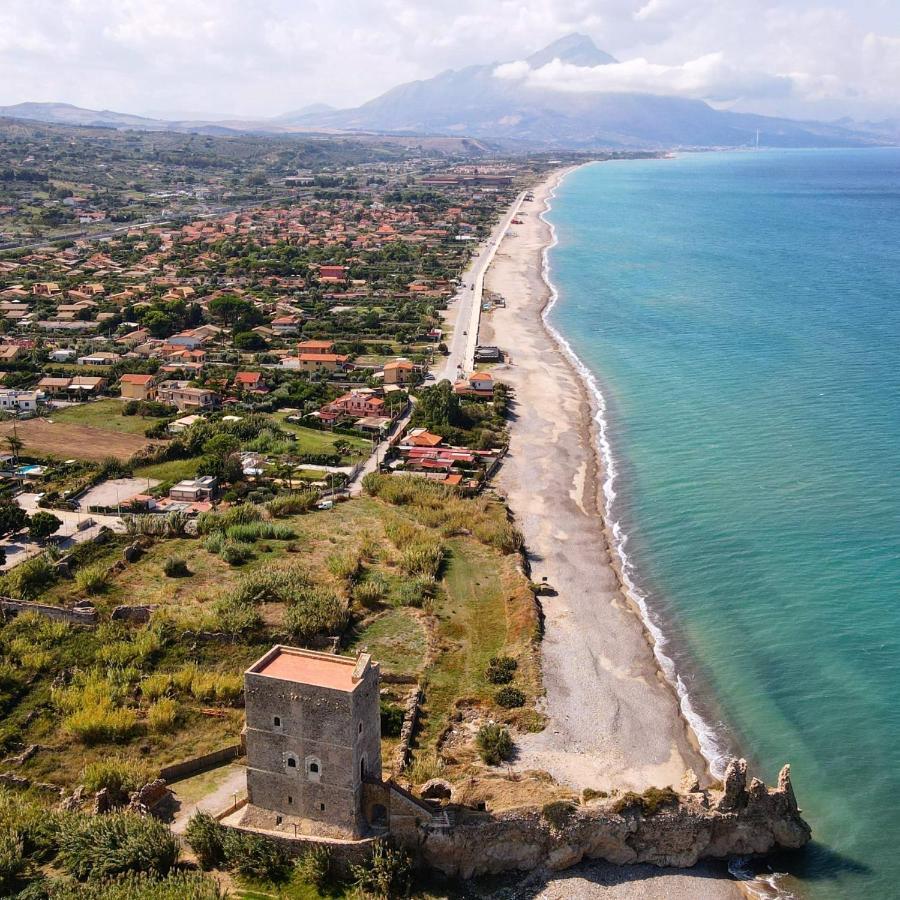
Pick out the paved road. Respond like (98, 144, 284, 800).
(347, 403, 414, 497)
(435, 191, 526, 382)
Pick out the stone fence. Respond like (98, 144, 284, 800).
(0, 597, 98, 625)
(158, 744, 244, 783)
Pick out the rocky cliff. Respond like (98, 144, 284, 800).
(415, 759, 810, 879)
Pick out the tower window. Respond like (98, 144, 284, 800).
(305, 756, 322, 782)
(273, 715, 282, 730)
(288, 795, 293, 804)
(309, 762, 319, 773)
(320, 802, 326, 811)
(287, 757, 297, 768)
(358, 722, 363, 735)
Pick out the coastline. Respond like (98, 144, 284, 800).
(479, 168, 745, 898)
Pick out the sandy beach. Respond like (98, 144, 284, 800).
(479, 170, 744, 898)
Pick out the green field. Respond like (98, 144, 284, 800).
(133, 456, 202, 483)
(50, 399, 156, 435)
(271, 413, 371, 462)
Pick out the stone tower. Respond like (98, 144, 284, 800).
(243, 645, 382, 837)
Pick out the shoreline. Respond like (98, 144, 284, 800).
(535, 166, 731, 778)
(480, 168, 746, 898)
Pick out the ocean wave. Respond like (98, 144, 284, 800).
(537, 167, 731, 779)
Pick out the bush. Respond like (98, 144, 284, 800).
(542, 800, 576, 830)
(27, 510, 63, 542)
(81, 758, 149, 799)
(75, 563, 109, 594)
(394, 576, 435, 609)
(0, 829, 26, 896)
(184, 811, 225, 870)
(486, 655, 518, 685)
(284, 588, 349, 642)
(380, 701, 404, 738)
(163, 556, 190, 577)
(220, 539, 253, 566)
(398, 541, 444, 579)
(354, 577, 387, 609)
(495, 686, 526, 709)
(225, 522, 295, 543)
(611, 786, 679, 817)
(37, 871, 226, 899)
(209, 596, 262, 634)
(476, 723, 513, 766)
(296, 844, 333, 892)
(582, 788, 609, 802)
(197, 503, 263, 535)
(351, 839, 413, 899)
(1, 554, 56, 600)
(65, 704, 138, 746)
(266, 491, 318, 517)
(148, 697, 180, 733)
(326, 549, 362, 584)
(203, 532, 224, 554)
(58, 812, 178, 880)
(221, 829, 291, 880)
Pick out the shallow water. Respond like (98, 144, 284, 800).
(546, 149, 900, 900)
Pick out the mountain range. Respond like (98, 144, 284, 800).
(1, 35, 892, 150)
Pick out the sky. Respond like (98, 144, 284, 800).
(1, 0, 898, 122)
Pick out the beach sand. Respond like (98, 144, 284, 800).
(480, 170, 743, 898)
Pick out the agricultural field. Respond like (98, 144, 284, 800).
(0, 417, 158, 461)
(0, 479, 541, 796)
(48, 399, 157, 436)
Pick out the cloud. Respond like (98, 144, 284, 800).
(495, 52, 803, 103)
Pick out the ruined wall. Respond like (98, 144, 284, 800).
(409, 761, 811, 879)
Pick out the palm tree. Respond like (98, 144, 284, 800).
(6, 434, 24, 465)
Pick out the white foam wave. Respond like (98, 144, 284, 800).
(538, 167, 731, 778)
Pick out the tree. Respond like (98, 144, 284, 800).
(234, 330, 266, 351)
(5, 434, 24, 463)
(0, 502, 27, 537)
(28, 511, 62, 543)
(416, 380, 462, 430)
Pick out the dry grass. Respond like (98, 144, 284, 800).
(0, 418, 159, 461)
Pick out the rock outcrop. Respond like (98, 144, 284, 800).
(411, 759, 810, 879)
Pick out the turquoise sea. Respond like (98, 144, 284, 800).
(545, 149, 900, 899)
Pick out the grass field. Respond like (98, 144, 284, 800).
(272, 413, 371, 462)
(0, 417, 158, 461)
(49, 399, 155, 435)
(133, 456, 202, 483)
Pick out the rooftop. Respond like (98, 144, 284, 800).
(247, 646, 372, 693)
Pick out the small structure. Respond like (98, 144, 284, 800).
(168, 476, 217, 502)
(119, 373, 156, 401)
(474, 345, 501, 362)
(243, 646, 383, 838)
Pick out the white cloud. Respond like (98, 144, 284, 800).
(495, 52, 799, 103)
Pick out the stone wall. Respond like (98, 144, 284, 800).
(405, 760, 811, 879)
(0, 597, 97, 625)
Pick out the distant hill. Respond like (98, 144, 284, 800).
(282, 34, 884, 149)
(2, 38, 893, 150)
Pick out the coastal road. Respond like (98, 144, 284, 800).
(435, 190, 526, 381)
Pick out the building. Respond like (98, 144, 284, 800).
(234, 371, 266, 393)
(168, 476, 217, 502)
(383, 359, 417, 386)
(0, 390, 38, 412)
(474, 345, 501, 362)
(119, 373, 156, 401)
(454, 371, 494, 398)
(281, 353, 349, 374)
(157, 380, 219, 411)
(243, 646, 382, 838)
(77, 352, 120, 367)
(319, 390, 386, 425)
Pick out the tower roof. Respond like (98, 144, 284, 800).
(247, 645, 373, 692)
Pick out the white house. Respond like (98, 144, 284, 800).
(0, 390, 39, 412)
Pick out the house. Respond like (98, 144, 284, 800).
(317, 264, 349, 282)
(404, 428, 443, 448)
(296, 340, 334, 354)
(168, 475, 217, 502)
(48, 348, 76, 363)
(0, 389, 38, 412)
(234, 371, 266, 393)
(168, 414, 204, 433)
(119, 373, 157, 401)
(0, 345, 23, 363)
(454, 371, 494, 398)
(271, 316, 301, 336)
(36, 376, 72, 397)
(157, 380, 219, 411)
(281, 353, 349, 374)
(67, 376, 107, 396)
(319, 391, 385, 425)
(77, 352, 119, 367)
(383, 359, 417, 386)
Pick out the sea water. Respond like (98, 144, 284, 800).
(545, 149, 900, 899)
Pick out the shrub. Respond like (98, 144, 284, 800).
(354, 577, 387, 609)
(407, 751, 444, 784)
(486, 655, 518, 685)
(203, 532, 224, 554)
(1, 554, 56, 600)
(542, 800, 576, 830)
(266, 491, 318, 517)
(188, 672, 242, 704)
(197, 503, 263, 535)
(81, 758, 149, 799)
(326, 549, 362, 584)
(38, 871, 226, 898)
(0, 829, 26, 896)
(284, 588, 349, 642)
(495, 686, 526, 709)
(220, 539, 253, 566)
(148, 697, 179, 733)
(296, 844, 333, 892)
(75, 563, 109, 594)
(28, 510, 63, 542)
(225, 522, 295, 543)
(351, 839, 413, 899)
(394, 576, 435, 609)
(611, 786, 679, 817)
(163, 556, 190, 577)
(58, 812, 178, 880)
(476, 723, 513, 766)
(582, 788, 609, 802)
(209, 596, 262, 634)
(472, 520, 523, 554)
(221, 829, 291, 880)
(398, 541, 444, 579)
(184, 811, 225, 870)
(380, 701, 404, 738)
(65, 704, 138, 746)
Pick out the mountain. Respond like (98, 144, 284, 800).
(0, 102, 168, 130)
(285, 34, 881, 149)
